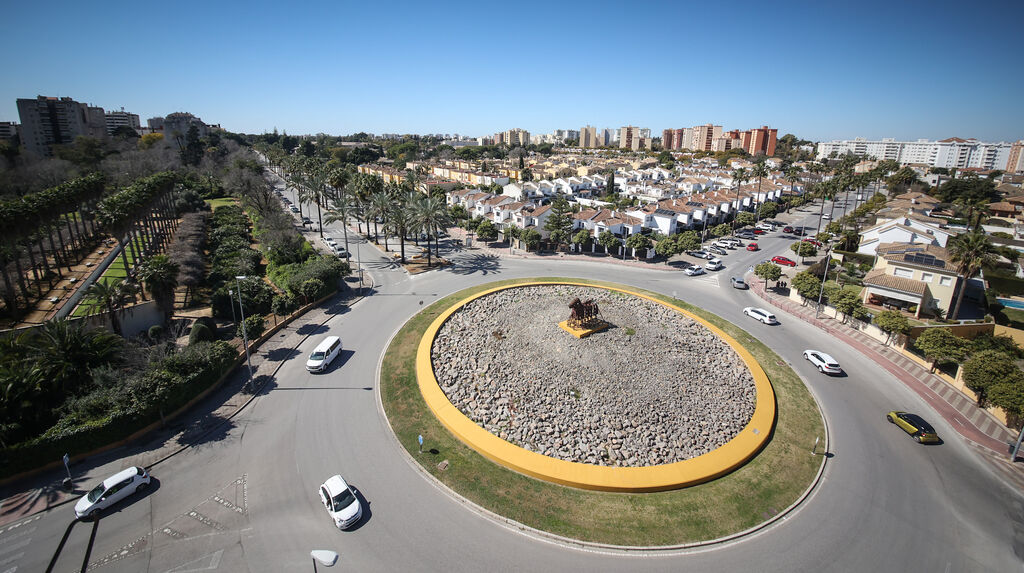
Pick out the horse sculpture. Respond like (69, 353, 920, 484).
(568, 297, 601, 329)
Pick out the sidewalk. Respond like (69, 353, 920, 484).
(0, 281, 364, 528)
(746, 276, 1024, 487)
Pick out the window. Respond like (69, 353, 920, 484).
(921, 273, 933, 283)
(893, 267, 913, 278)
(939, 276, 953, 286)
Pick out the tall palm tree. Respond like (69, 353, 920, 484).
(751, 161, 769, 224)
(368, 187, 393, 249)
(388, 191, 418, 264)
(85, 278, 136, 336)
(783, 164, 803, 213)
(137, 254, 180, 323)
(730, 167, 749, 232)
(948, 230, 996, 320)
(412, 194, 452, 266)
(324, 169, 356, 257)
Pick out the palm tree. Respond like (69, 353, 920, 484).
(137, 254, 180, 323)
(324, 169, 356, 256)
(368, 186, 393, 249)
(730, 167, 749, 232)
(388, 191, 419, 264)
(28, 319, 122, 396)
(412, 194, 452, 267)
(783, 164, 803, 213)
(751, 161, 769, 224)
(948, 230, 996, 320)
(85, 279, 136, 336)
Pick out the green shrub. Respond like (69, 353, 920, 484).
(300, 278, 327, 302)
(237, 315, 266, 340)
(272, 294, 298, 316)
(189, 321, 214, 345)
(148, 325, 164, 340)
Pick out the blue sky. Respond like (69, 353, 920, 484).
(1, 0, 1022, 142)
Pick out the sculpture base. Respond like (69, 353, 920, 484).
(558, 320, 609, 339)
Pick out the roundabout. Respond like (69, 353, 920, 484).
(384, 277, 823, 545)
(417, 282, 776, 491)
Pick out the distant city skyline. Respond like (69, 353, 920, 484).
(2, 1, 1022, 143)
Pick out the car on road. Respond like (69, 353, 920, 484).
(730, 276, 748, 289)
(783, 226, 794, 233)
(743, 307, 778, 324)
(319, 474, 363, 529)
(771, 256, 797, 267)
(886, 411, 940, 443)
(75, 466, 152, 519)
(821, 213, 832, 220)
(684, 264, 705, 276)
(746, 242, 759, 251)
(705, 258, 723, 271)
(687, 250, 712, 259)
(289, 206, 300, 213)
(803, 349, 842, 374)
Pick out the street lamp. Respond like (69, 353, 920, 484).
(235, 276, 255, 390)
(310, 549, 338, 572)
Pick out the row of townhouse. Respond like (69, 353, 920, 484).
(428, 165, 510, 187)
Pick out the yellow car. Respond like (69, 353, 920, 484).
(887, 411, 940, 443)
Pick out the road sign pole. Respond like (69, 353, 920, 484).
(62, 453, 72, 489)
(1011, 426, 1024, 462)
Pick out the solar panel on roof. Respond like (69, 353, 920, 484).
(685, 201, 703, 207)
(903, 253, 943, 267)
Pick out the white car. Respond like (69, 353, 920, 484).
(713, 240, 736, 250)
(756, 223, 775, 231)
(705, 258, 723, 271)
(319, 475, 362, 529)
(743, 307, 778, 325)
(684, 264, 705, 276)
(804, 349, 842, 374)
(75, 466, 152, 519)
(334, 245, 350, 258)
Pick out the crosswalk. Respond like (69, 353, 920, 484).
(0, 514, 42, 573)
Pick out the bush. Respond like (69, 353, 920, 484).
(148, 325, 164, 341)
(189, 321, 215, 345)
(272, 294, 299, 316)
(276, 256, 347, 299)
(300, 278, 327, 303)
(211, 277, 275, 319)
(237, 315, 266, 340)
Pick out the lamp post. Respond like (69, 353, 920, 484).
(227, 289, 237, 325)
(235, 276, 254, 390)
(310, 549, 338, 572)
(814, 199, 840, 318)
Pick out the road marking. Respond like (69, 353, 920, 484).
(0, 552, 23, 567)
(0, 539, 29, 557)
(164, 549, 223, 573)
(0, 528, 34, 546)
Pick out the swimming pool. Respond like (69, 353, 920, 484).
(997, 297, 1024, 310)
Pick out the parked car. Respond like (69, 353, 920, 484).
(334, 245, 350, 258)
(319, 475, 363, 529)
(792, 228, 807, 236)
(802, 238, 823, 247)
(782, 226, 794, 233)
(302, 217, 313, 225)
(886, 411, 940, 443)
(771, 256, 797, 267)
(743, 307, 778, 325)
(803, 349, 842, 374)
(721, 238, 743, 247)
(752, 229, 766, 235)
(708, 246, 727, 255)
(687, 250, 712, 259)
(75, 467, 152, 519)
(746, 242, 759, 251)
(730, 276, 748, 289)
(705, 258, 723, 271)
(289, 206, 300, 213)
(821, 213, 832, 220)
(756, 223, 775, 231)
(736, 231, 756, 239)
(684, 264, 705, 276)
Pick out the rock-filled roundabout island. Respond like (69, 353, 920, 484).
(415, 282, 777, 492)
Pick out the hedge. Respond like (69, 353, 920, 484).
(987, 275, 1024, 297)
(0, 341, 237, 479)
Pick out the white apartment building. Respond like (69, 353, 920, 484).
(816, 137, 1014, 171)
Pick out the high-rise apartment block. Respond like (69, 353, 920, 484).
(580, 125, 598, 148)
(618, 126, 651, 150)
(105, 109, 141, 135)
(816, 137, 1015, 171)
(1006, 140, 1024, 173)
(163, 112, 209, 148)
(497, 128, 530, 147)
(691, 124, 723, 152)
(0, 122, 19, 142)
(16, 95, 107, 156)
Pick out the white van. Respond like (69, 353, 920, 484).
(306, 336, 342, 373)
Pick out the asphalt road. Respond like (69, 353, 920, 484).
(10, 190, 1024, 573)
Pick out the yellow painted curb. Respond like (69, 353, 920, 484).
(416, 281, 776, 492)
